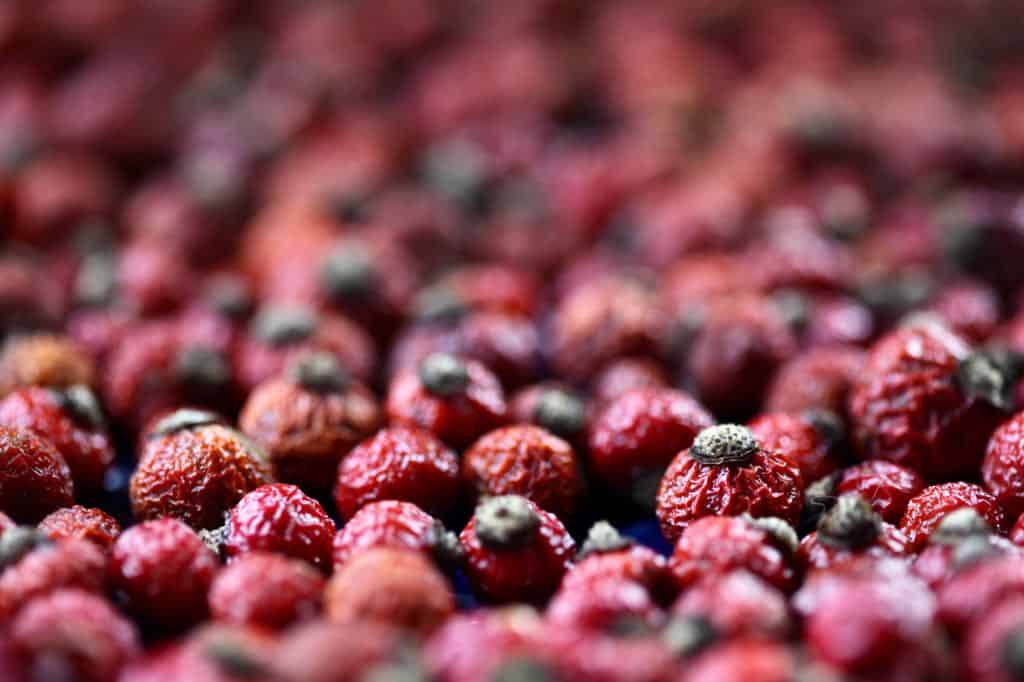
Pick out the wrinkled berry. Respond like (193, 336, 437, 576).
(209, 552, 323, 630)
(835, 460, 925, 524)
(748, 410, 844, 484)
(39, 505, 120, 550)
(333, 500, 461, 571)
(900, 481, 1007, 552)
(798, 495, 909, 571)
(0, 426, 73, 523)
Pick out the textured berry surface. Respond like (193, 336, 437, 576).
(900, 482, 1007, 551)
(224, 483, 335, 570)
(208, 552, 324, 630)
(39, 505, 120, 550)
(332, 500, 453, 569)
(0, 426, 74, 523)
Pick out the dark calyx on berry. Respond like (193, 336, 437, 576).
(50, 384, 105, 428)
(324, 191, 369, 224)
(414, 286, 466, 323)
(0, 526, 52, 570)
(744, 514, 799, 554)
(533, 389, 586, 438)
(957, 347, 1023, 411)
(204, 641, 269, 679)
(662, 615, 718, 659)
(198, 524, 227, 558)
(816, 495, 881, 549)
(475, 495, 540, 550)
(773, 289, 810, 333)
(490, 658, 556, 682)
(176, 347, 231, 391)
(689, 424, 760, 466)
(289, 352, 350, 394)
(802, 409, 846, 450)
(426, 520, 464, 568)
(321, 245, 376, 301)
(418, 353, 470, 397)
(207, 278, 253, 320)
(858, 270, 934, 318)
(251, 306, 317, 346)
(663, 306, 705, 362)
(149, 408, 223, 439)
(578, 520, 631, 559)
(930, 507, 991, 546)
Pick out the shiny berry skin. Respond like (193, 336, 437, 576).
(765, 345, 866, 415)
(0, 335, 95, 398)
(38, 506, 120, 550)
(849, 319, 1014, 480)
(900, 482, 1007, 552)
(656, 424, 803, 542)
(0, 537, 107, 621)
(913, 509, 1020, 589)
(386, 353, 508, 449)
(0, 426, 73, 523)
(669, 515, 798, 592)
(332, 500, 459, 570)
(590, 357, 668, 406)
(130, 412, 272, 530)
(672, 570, 792, 640)
(937, 555, 1024, 635)
(562, 522, 673, 602)
(461, 495, 575, 603)
(686, 639, 798, 682)
(10, 589, 140, 682)
(461, 424, 581, 520)
(963, 597, 1024, 682)
(335, 426, 459, 521)
(238, 352, 382, 494)
(110, 518, 219, 631)
(545, 578, 663, 635)
(983, 411, 1024, 519)
(798, 495, 909, 571)
(424, 607, 545, 682)
(325, 547, 454, 635)
(224, 483, 335, 571)
(0, 386, 113, 492)
(272, 620, 410, 682)
(747, 410, 843, 484)
(835, 460, 925, 524)
(209, 552, 323, 630)
(588, 387, 714, 494)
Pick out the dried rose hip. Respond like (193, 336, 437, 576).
(748, 410, 844, 483)
(0, 426, 73, 522)
(562, 521, 673, 602)
(461, 424, 581, 520)
(238, 352, 382, 494)
(461, 495, 575, 603)
(588, 387, 714, 501)
(668, 515, 799, 592)
(0, 385, 113, 492)
(545, 577, 664, 635)
(424, 607, 545, 682)
(656, 424, 803, 542)
(386, 353, 508, 449)
(835, 459, 925, 524)
(510, 384, 588, 444)
(332, 499, 459, 570)
(0, 532, 107, 621)
(224, 483, 335, 571)
(335, 426, 459, 521)
(938, 555, 1024, 636)
(798, 495, 909, 571)
(130, 409, 272, 530)
(0, 334, 95, 397)
(685, 639, 798, 682)
(110, 518, 219, 631)
(38, 505, 120, 550)
(900, 481, 1007, 552)
(454, 310, 542, 389)
(983, 411, 1024, 519)
(208, 552, 324, 630)
(765, 345, 866, 415)
(913, 509, 1020, 589)
(325, 547, 454, 636)
(672, 569, 792, 640)
(272, 620, 411, 682)
(849, 318, 1016, 480)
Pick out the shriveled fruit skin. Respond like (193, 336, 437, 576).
(798, 522, 909, 571)
(837, 460, 924, 524)
(900, 482, 1007, 551)
(332, 499, 450, 569)
(545, 578, 663, 634)
(672, 570, 792, 639)
(209, 552, 324, 630)
(748, 411, 841, 484)
(0, 539, 107, 621)
(983, 412, 1024, 519)
(39, 505, 120, 550)
(225, 483, 335, 570)
(0, 426, 74, 523)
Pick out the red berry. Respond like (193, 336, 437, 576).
(335, 426, 459, 521)
(765, 345, 866, 415)
(332, 500, 458, 570)
(386, 353, 507, 449)
(1013, 512, 1024, 545)
(963, 596, 1024, 682)
(0, 334, 95, 398)
(835, 459, 925, 524)
(849, 319, 1014, 480)
(913, 508, 1021, 590)
(0, 386, 113, 492)
(900, 482, 1007, 552)
(926, 278, 1001, 343)
(798, 495, 909, 571)
(209, 552, 323, 630)
(325, 547, 454, 635)
(38, 505, 120, 550)
(686, 639, 798, 682)
(10, 589, 139, 682)
(110, 518, 219, 631)
(272, 620, 411, 682)
(224, 483, 335, 571)
(454, 310, 541, 389)
(539, 626, 678, 681)
(120, 624, 276, 682)
(983, 411, 1024, 519)
(656, 424, 803, 542)
(590, 357, 668, 407)
(938, 555, 1024, 635)
(509, 384, 588, 445)
(0, 534, 107, 621)
(461, 495, 575, 603)
(461, 424, 581, 520)
(130, 410, 272, 530)
(545, 578, 664, 635)
(672, 570, 792, 640)
(239, 352, 382, 494)
(747, 410, 843, 483)
(0, 426, 73, 523)
(588, 387, 714, 497)
(424, 607, 544, 682)
(562, 521, 673, 602)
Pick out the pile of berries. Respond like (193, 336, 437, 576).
(7, 1, 1024, 680)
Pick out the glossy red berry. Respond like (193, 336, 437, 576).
(209, 552, 323, 630)
(461, 495, 575, 603)
(835, 459, 925, 524)
(562, 521, 673, 602)
(239, 352, 382, 494)
(0, 533, 107, 621)
(38, 506, 120, 550)
(461, 424, 581, 520)
(765, 345, 866, 415)
(798, 495, 909, 571)
(110, 518, 219, 631)
(130, 409, 272, 530)
(0, 426, 73, 523)
(748, 410, 844, 483)
(672, 569, 791, 640)
(335, 426, 459, 521)
(656, 424, 803, 541)
(983, 411, 1024, 519)
(224, 483, 335, 571)
(325, 547, 454, 635)
(900, 482, 1007, 552)
(545, 578, 664, 635)
(332, 500, 460, 570)
(386, 353, 508, 449)
(0, 385, 113, 492)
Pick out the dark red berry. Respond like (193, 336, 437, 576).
(798, 495, 909, 571)
(938, 555, 1024, 636)
(835, 460, 925, 524)
(332, 500, 459, 570)
(900, 481, 1007, 552)
(0, 335, 95, 398)
(913, 509, 1020, 589)
(748, 410, 843, 484)
(0, 536, 107, 621)
(685, 639, 797, 682)
(590, 357, 668, 406)
(38, 505, 120, 551)
(510, 384, 588, 444)
(424, 607, 545, 682)
(562, 521, 673, 602)
(983, 411, 1024, 520)
(545, 578, 664, 635)
(0, 426, 73, 523)
(963, 596, 1024, 682)
(765, 345, 866, 415)
(272, 620, 411, 682)
(672, 569, 792, 640)
(926, 278, 1001, 343)
(209, 552, 323, 630)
